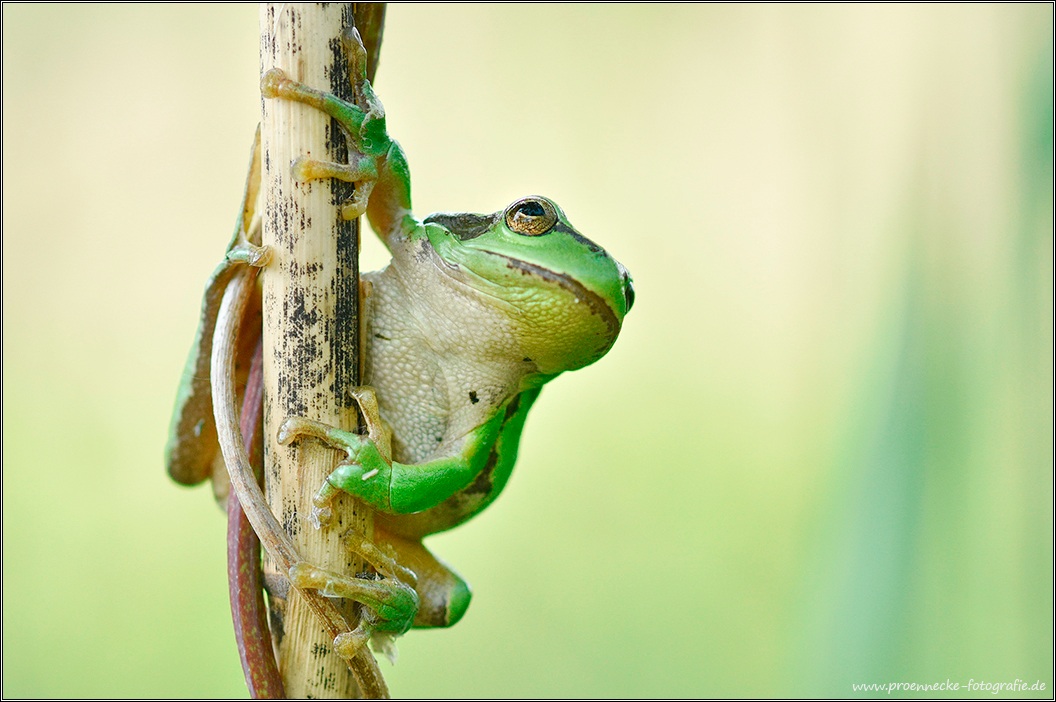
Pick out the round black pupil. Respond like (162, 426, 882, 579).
(519, 202, 546, 218)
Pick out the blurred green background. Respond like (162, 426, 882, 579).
(3, 4, 1052, 698)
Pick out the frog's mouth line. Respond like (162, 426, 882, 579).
(426, 241, 621, 359)
(488, 253, 622, 350)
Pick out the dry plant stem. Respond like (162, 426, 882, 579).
(211, 267, 388, 698)
(228, 340, 285, 699)
(260, 3, 383, 698)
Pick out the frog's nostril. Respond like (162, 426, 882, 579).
(620, 268, 635, 313)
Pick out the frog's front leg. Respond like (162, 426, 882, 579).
(278, 394, 504, 517)
(277, 385, 400, 522)
(276, 387, 394, 527)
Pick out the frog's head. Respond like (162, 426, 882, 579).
(423, 196, 634, 375)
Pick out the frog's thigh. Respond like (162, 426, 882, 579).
(377, 528, 471, 628)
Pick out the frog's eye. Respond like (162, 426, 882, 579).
(505, 197, 559, 236)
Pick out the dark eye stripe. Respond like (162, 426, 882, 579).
(423, 211, 499, 240)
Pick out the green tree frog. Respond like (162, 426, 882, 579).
(167, 27, 633, 654)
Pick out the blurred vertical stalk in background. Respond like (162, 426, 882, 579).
(792, 13, 1053, 691)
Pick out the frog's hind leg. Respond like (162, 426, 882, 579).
(259, 67, 367, 133)
(260, 26, 383, 220)
(375, 526, 473, 628)
(259, 26, 379, 146)
(339, 26, 378, 114)
(292, 156, 377, 220)
(288, 560, 418, 662)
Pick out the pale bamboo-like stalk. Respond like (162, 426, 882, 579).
(210, 265, 388, 699)
(258, 3, 382, 698)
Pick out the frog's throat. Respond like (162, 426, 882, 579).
(489, 253, 622, 351)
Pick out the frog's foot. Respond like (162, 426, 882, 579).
(277, 411, 394, 524)
(277, 417, 359, 462)
(291, 155, 378, 220)
(225, 241, 271, 268)
(276, 386, 391, 463)
(333, 606, 399, 664)
(335, 529, 418, 661)
(261, 23, 393, 222)
(347, 386, 393, 460)
(276, 417, 362, 526)
(289, 561, 419, 663)
(260, 66, 382, 220)
(342, 530, 417, 588)
(260, 25, 380, 131)
(338, 27, 375, 112)
(260, 68, 355, 123)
